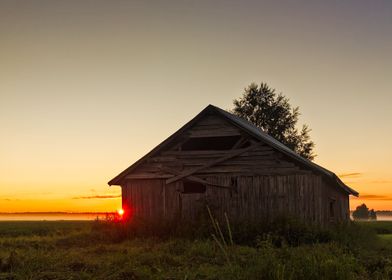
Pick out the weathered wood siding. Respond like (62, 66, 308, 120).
(125, 114, 311, 180)
(127, 145, 310, 179)
(123, 179, 181, 221)
(120, 113, 350, 226)
(123, 174, 348, 225)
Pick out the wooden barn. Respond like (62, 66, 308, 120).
(108, 105, 358, 226)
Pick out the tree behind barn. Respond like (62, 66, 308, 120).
(232, 83, 315, 160)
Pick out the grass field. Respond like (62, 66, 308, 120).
(0, 220, 391, 280)
(356, 221, 392, 234)
(379, 234, 392, 242)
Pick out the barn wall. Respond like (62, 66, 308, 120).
(122, 174, 350, 226)
(128, 144, 309, 179)
(125, 114, 311, 180)
(120, 113, 350, 226)
(123, 179, 181, 221)
(321, 180, 350, 223)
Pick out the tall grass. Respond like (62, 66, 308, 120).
(206, 206, 234, 265)
(0, 220, 391, 279)
(89, 207, 381, 249)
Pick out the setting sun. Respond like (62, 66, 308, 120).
(117, 209, 124, 216)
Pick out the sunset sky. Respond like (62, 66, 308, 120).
(1, 0, 391, 212)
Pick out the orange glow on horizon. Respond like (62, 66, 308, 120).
(350, 197, 392, 211)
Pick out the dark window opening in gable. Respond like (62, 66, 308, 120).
(240, 141, 251, 148)
(181, 135, 242, 151)
(182, 181, 206, 194)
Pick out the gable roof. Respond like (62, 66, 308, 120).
(108, 104, 358, 196)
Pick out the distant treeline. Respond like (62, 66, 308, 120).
(376, 211, 392, 216)
(350, 210, 392, 216)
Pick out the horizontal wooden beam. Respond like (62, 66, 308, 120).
(189, 130, 241, 138)
(158, 166, 232, 189)
(125, 174, 173, 179)
(166, 142, 262, 184)
(161, 145, 272, 156)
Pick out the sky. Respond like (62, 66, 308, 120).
(0, 0, 391, 212)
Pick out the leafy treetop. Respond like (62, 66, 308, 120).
(232, 83, 315, 160)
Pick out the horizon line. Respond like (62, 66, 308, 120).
(0, 211, 116, 214)
(1, 210, 392, 214)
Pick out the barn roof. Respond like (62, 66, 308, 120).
(108, 104, 358, 196)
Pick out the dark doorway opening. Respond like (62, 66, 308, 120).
(182, 181, 206, 194)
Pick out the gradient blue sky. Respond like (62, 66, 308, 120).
(0, 0, 391, 211)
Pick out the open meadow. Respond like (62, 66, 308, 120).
(0, 220, 392, 280)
